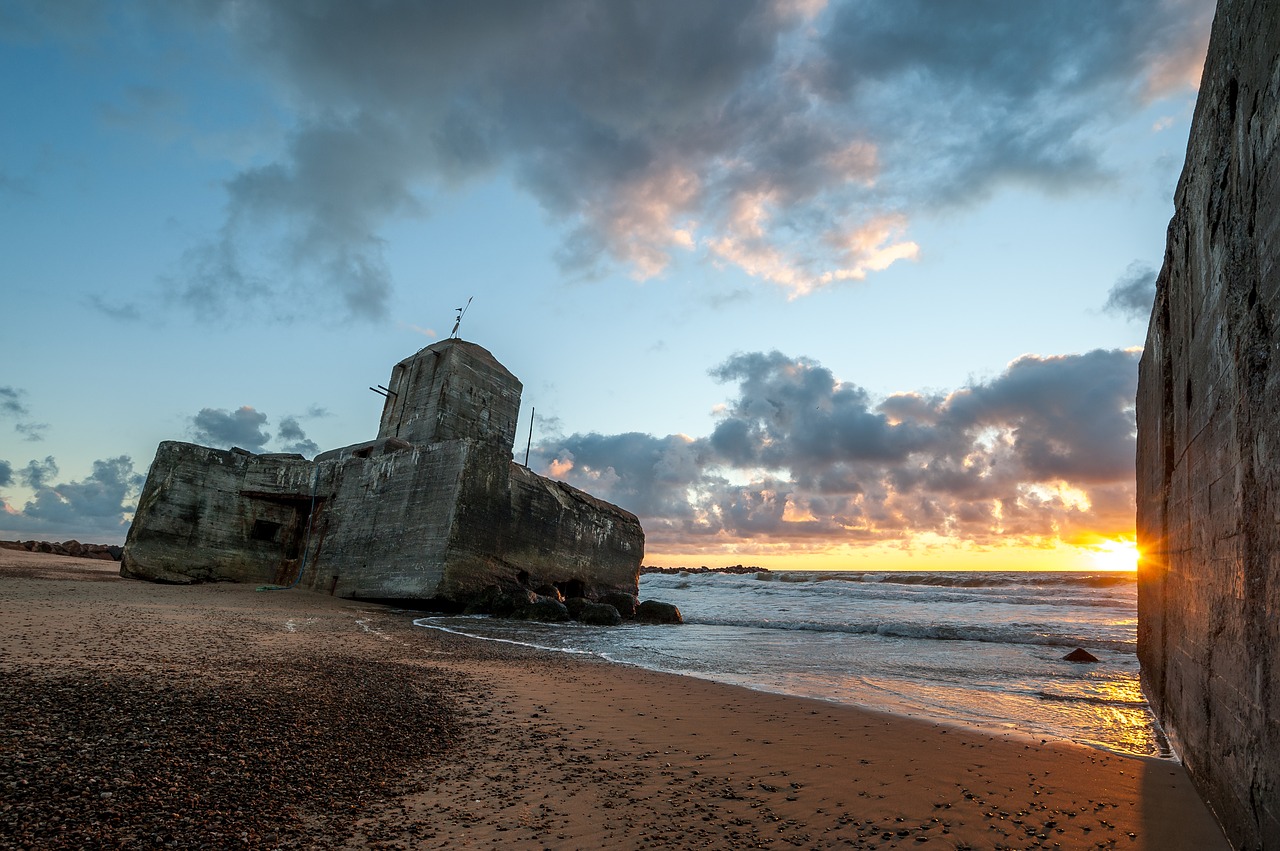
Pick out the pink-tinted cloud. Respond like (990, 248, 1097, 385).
(16, 0, 1211, 317)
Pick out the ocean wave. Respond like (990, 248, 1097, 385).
(646, 574, 1134, 611)
(806, 571, 1136, 589)
(1034, 689, 1149, 708)
(653, 569, 1136, 591)
(412, 617, 602, 657)
(842, 590, 1135, 611)
(681, 614, 1134, 652)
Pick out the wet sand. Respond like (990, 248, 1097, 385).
(0, 550, 1228, 849)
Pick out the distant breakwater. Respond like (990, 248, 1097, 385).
(0, 539, 122, 561)
(640, 564, 768, 575)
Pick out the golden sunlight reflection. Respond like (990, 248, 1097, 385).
(1087, 539, 1139, 572)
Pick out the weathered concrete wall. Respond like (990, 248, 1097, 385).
(1136, 0, 1280, 846)
(377, 340, 521, 449)
(307, 440, 480, 600)
(313, 446, 645, 602)
(121, 442, 322, 585)
(499, 464, 644, 595)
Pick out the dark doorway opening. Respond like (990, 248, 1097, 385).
(557, 578, 586, 599)
(251, 519, 282, 542)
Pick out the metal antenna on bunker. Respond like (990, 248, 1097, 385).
(450, 297, 473, 339)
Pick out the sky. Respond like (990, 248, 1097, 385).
(0, 0, 1216, 571)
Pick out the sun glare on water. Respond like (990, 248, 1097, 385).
(1088, 539, 1139, 572)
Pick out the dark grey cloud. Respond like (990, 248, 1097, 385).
(814, 0, 1212, 202)
(0, 455, 144, 541)
(0, 386, 28, 418)
(190, 406, 271, 450)
(15, 422, 48, 442)
(117, 0, 1208, 314)
(544, 431, 715, 521)
(1103, 262, 1158, 321)
(0, 460, 12, 487)
(187, 405, 326, 456)
(940, 349, 1138, 484)
(1, 388, 50, 442)
(708, 351, 935, 471)
(276, 416, 319, 458)
(19, 457, 58, 490)
(539, 348, 1139, 551)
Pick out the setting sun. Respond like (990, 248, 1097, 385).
(1087, 539, 1139, 572)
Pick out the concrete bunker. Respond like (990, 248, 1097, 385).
(121, 339, 644, 607)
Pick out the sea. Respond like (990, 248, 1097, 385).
(413, 569, 1168, 759)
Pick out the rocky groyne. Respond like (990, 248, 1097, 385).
(0, 539, 122, 561)
(640, 564, 768, 576)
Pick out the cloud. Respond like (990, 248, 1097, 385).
(0, 386, 29, 418)
(97, 84, 186, 138)
(14, 422, 48, 442)
(813, 0, 1213, 203)
(0, 460, 11, 487)
(537, 348, 1139, 554)
(0, 387, 50, 441)
(190, 406, 271, 450)
(0, 383, 48, 437)
(0, 455, 144, 541)
(403, 323, 438, 339)
(87, 0, 1206, 313)
(543, 432, 715, 521)
(84, 293, 142, 321)
(276, 416, 319, 458)
(0, 0, 106, 44)
(1103, 262, 1158, 321)
(19, 457, 58, 490)
(187, 405, 326, 456)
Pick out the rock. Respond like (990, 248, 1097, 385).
(1136, 1, 1280, 846)
(462, 586, 504, 615)
(533, 584, 564, 602)
(576, 602, 623, 626)
(634, 600, 683, 624)
(564, 597, 591, 619)
(489, 590, 538, 618)
(641, 564, 768, 576)
(515, 597, 570, 622)
(598, 591, 638, 619)
(0, 540, 125, 560)
(1062, 648, 1099, 663)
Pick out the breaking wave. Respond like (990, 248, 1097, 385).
(754, 570, 1136, 589)
(680, 614, 1134, 653)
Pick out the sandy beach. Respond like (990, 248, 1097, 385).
(0, 550, 1228, 850)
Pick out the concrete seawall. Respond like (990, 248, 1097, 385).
(1136, 0, 1280, 846)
